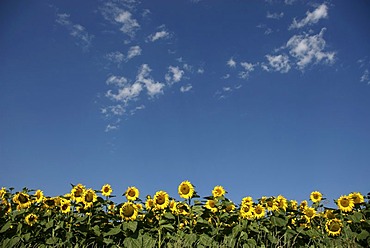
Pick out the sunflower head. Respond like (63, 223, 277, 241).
(300, 200, 308, 211)
(178, 181, 195, 199)
(290, 200, 298, 210)
(0, 187, 7, 199)
(325, 218, 342, 236)
(154, 191, 169, 210)
(120, 202, 138, 221)
(324, 209, 336, 219)
(240, 205, 254, 219)
(70, 184, 86, 202)
(25, 213, 38, 226)
(212, 186, 226, 198)
(101, 184, 113, 197)
(303, 207, 316, 219)
(60, 199, 71, 214)
(310, 191, 323, 203)
(276, 195, 288, 211)
(349, 192, 364, 204)
(125, 187, 140, 201)
(241, 196, 253, 207)
(34, 190, 44, 203)
(205, 199, 218, 213)
(43, 197, 57, 209)
(82, 189, 97, 208)
(145, 197, 154, 210)
(254, 204, 266, 219)
(337, 195, 354, 212)
(13, 192, 32, 209)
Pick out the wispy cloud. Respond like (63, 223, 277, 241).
(262, 54, 291, 73)
(286, 28, 335, 69)
(360, 69, 370, 84)
(289, 4, 328, 29)
(239, 62, 257, 79)
(106, 75, 128, 87)
(100, 2, 140, 38)
(106, 51, 125, 65)
(56, 13, 93, 50)
(266, 11, 284, 19)
(137, 64, 165, 97)
(165, 66, 184, 85)
(180, 84, 193, 92)
(127, 45, 142, 60)
(227, 57, 237, 68)
(148, 30, 170, 42)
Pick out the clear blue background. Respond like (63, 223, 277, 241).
(1, 0, 369, 206)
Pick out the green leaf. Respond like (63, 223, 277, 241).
(161, 223, 175, 231)
(184, 233, 197, 246)
(198, 233, 212, 245)
(142, 233, 156, 248)
(92, 225, 101, 236)
(9, 237, 20, 248)
(127, 221, 138, 233)
(163, 212, 175, 220)
(123, 237, 141, 248)
(348, 211, 363, 223)
(104, 226, 122, 236)
(0, 222, 11, 233)
(357, 230, 370, 240)
(270, 216, 287, 227)
(22, 233, 31, 242)
(46, 237, 59, 245)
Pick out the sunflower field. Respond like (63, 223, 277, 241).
(0, 182, 369, 247)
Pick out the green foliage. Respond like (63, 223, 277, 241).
(0, 185, 369, 247)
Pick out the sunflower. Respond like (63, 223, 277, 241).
(101, 184, 112, 197)
(13, 192, 32, 209)
(324, 209, 336, 219)
(1, 199, 11, 214)
(303, 207, 316, 220)
(178, 181, 195, 199)
(310, 191, 322, 203)
(125, 187, 140, 201)
(0, 187, 6, 199)
(82, 189, 97, 208)
(337, 195, 354, 212)
(25, 213, 38, 226)
(225, 202, 236, 212)
(43, 197, 57, 209)
(153, 191, 169, 210)
(212, 186, 226, 198)
(241, 196, 254, 207)
(299, 200, 308, 211)
(276, 195, 288, 211)
(70, 184, 86, 202)
(266, 198, 279, 212)
(120, 202, 138, 221)
(60, 199, 71, 214)
(290, 200, 298, 211)
(349, 192, 364, 204)
(205, 199, 218, 213)
(325, 218, 342, 236)
(254, 204, 266, 219)
(240, 204, 254, 219)
(145, 196, 154, 210)
(34, 190, 44, 203)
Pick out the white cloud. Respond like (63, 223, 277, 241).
(127, 45, 142, 60)
(227, 58, 237, 68)
(106, 81, 143, 103)
(114, 10, 140, 37)
(180, 84, 193, 92)
(197, 68, 205, 74)
(105, 124, 119, 132)
(106, 51, 125, 64)
(56, 13, 93, 50)
(239, 62, 256, 79)
(165, 66, 184, 84)
(360, 69, 370, 84)
(262, 54, 291, 73)
(286, 28, 335, 69)
(106, 75, 128, 87)
(290, 4, 328, 29)
(136, 64, 165, 97)
(148, 30, 170, 42)
(284, 0, 296, 5)
(266, 11, 284, 19)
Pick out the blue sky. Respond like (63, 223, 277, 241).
(1, 0, 369, 206)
